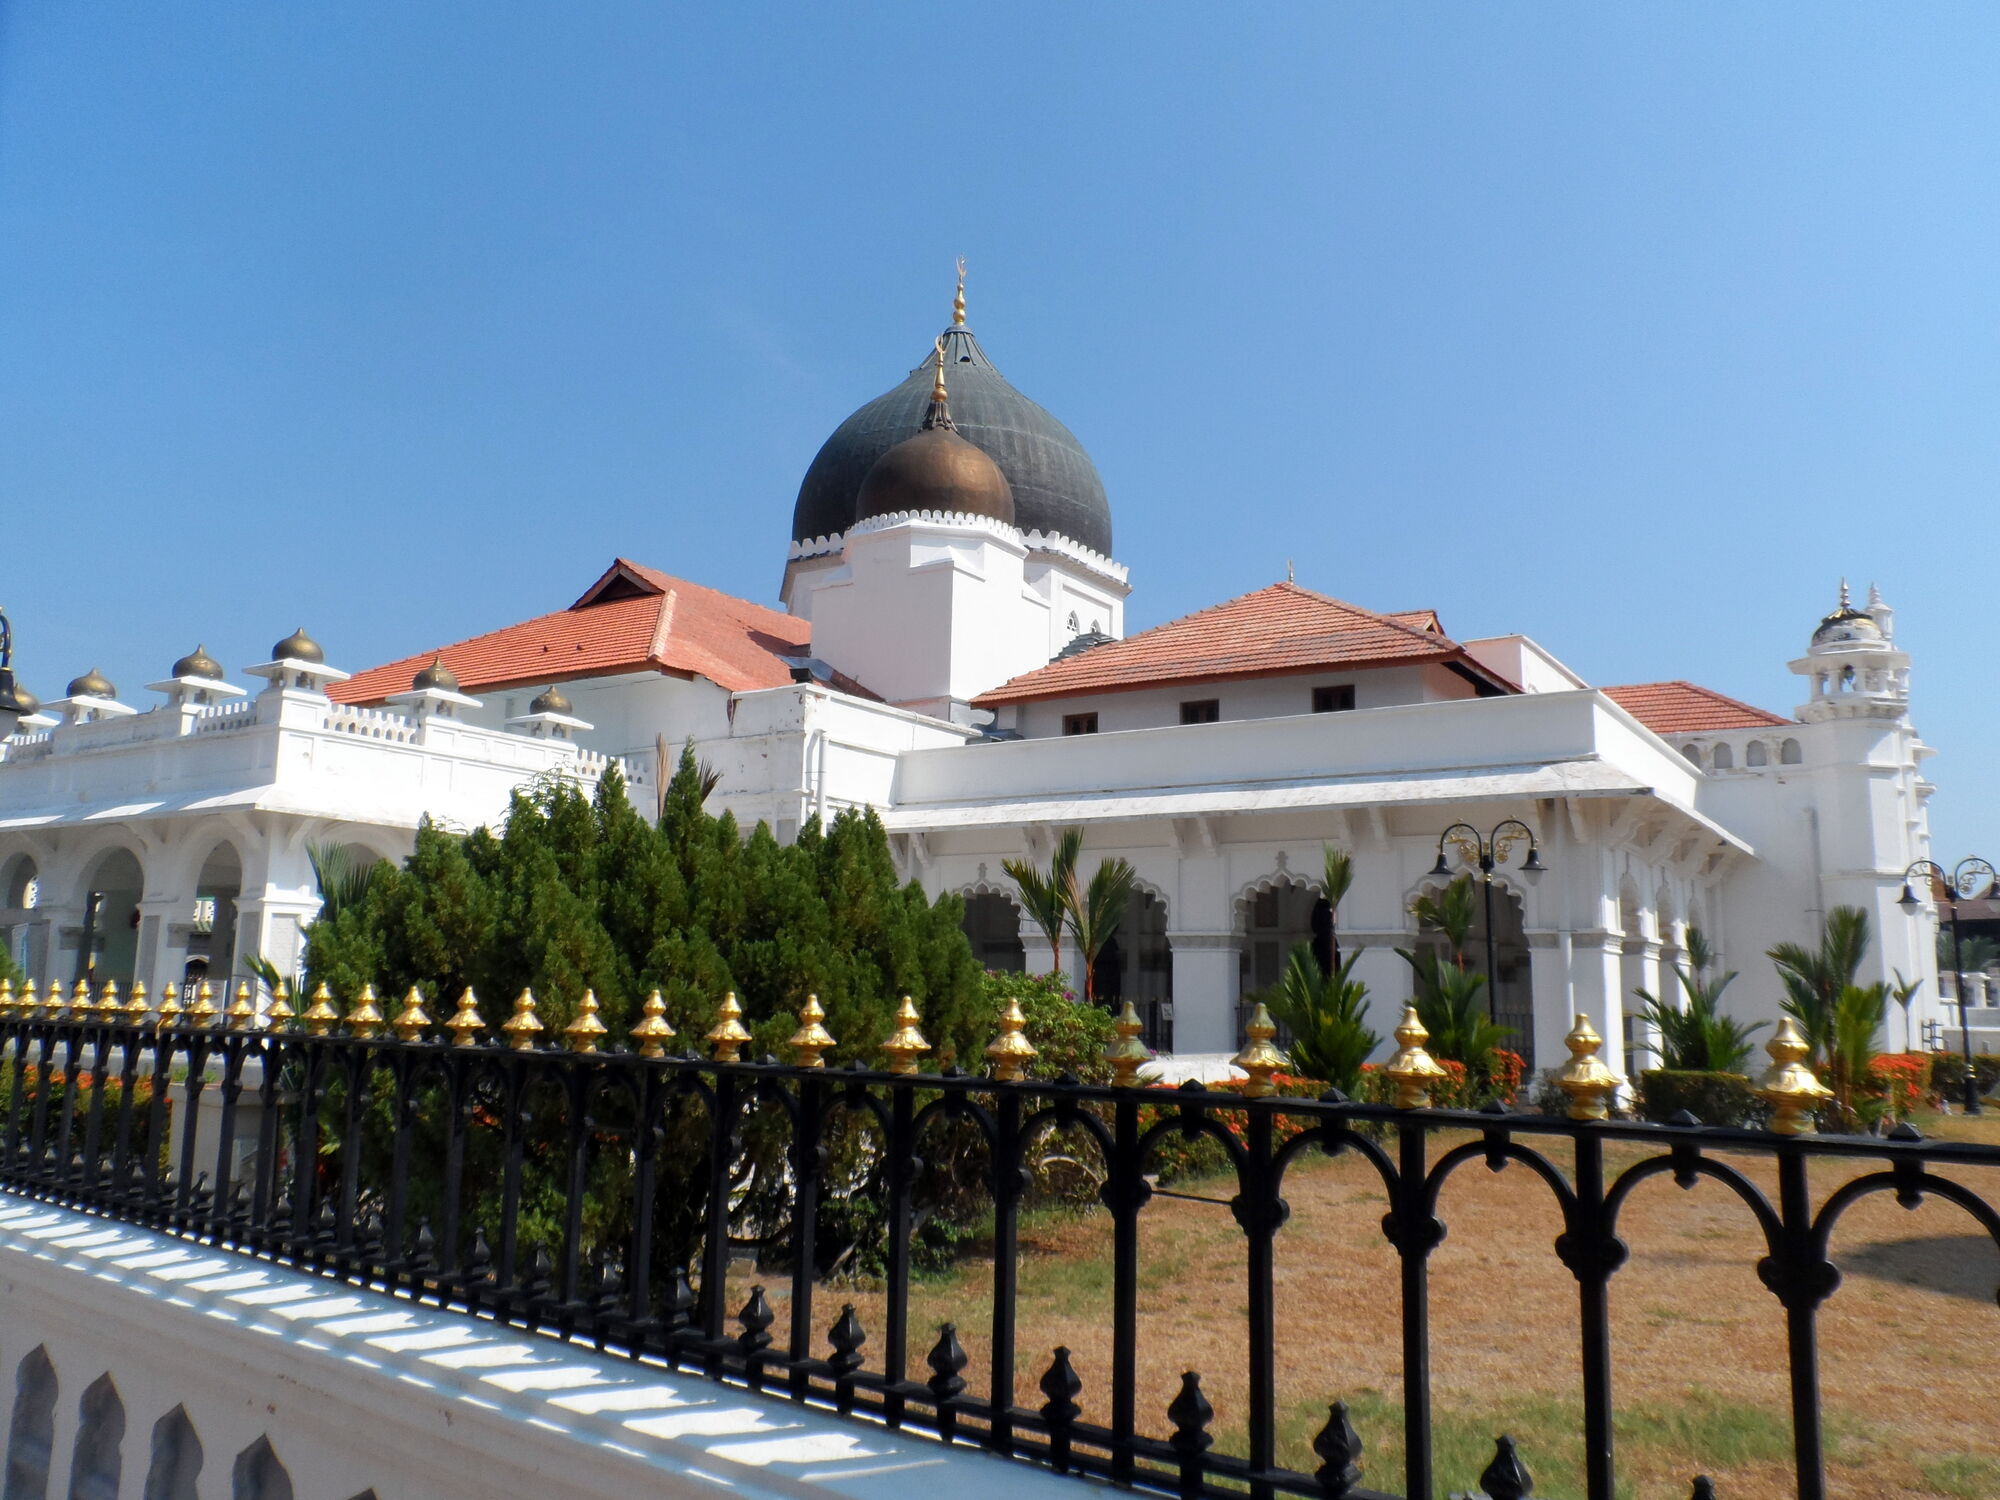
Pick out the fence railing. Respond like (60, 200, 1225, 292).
(0, 979, 1996, 1500)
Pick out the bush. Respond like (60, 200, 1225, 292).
(1353, 1047, 1525, 1110)
(982, 969, 1116, 1085)
(1140, 1073, 1327, 1185)
(1865, 1052, 1933, 1118)
(1928, 1052, 2000, 1103)
(1636, 1069, 1764, 1128)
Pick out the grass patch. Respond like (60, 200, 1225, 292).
(1920, 1452, 2000, 1499)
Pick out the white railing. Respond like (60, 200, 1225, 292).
(323, 704, 418, 744)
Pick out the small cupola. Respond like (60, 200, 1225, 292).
(853, 340, 1015, 527)
(508, 683, 592, 741)
(385, 655, 481, 722)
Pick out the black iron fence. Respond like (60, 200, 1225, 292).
(0, 981, 1997, 1500)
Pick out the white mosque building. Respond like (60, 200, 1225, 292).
(0, 286, 1961, 1079)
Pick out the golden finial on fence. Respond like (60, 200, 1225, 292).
(985, 996, 1037, 1082)
(155, 982, 182, 1029)
(565, 989, 607, 1054)
(301, 983, 339, 1037)
(95, 981, 119, 1020)
(630, 989, 675, 1059)
(0, 979, 14, 1018)
(502, 988, 544, 1051)
(1106, 1000, 1153, 1087)
(1756, 1016, 1831, 1136)
(1232, 1003, 1285, 1099)
(227, 981, 259, 1030)
(788, 994, 834, 1069)
(127, 981, 151, 1025)
(266, 980, 295, 1030)
(188, 981, 220, 1029)
(445, 988, 484, 1047)
(1385, 1004, 1449, 1109)
(1557, 1012, 1620, 1121)
(346, 983, 385, 1039)
(392, 987, 433, 1044)
(18, 979, 38, 1017)
(68, 979, 88, 1020)
(882, 996, 929, 1075)
(708, 992, 750, 1064)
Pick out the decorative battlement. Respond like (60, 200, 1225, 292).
(789, 520, 1127, 585)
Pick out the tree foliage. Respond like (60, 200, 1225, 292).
(1399, 874, 1511, 1068)
(1767, 905, 1871, 1064)
(1263, 945, 1377, 1096)
(1002, 828, 1081, 976)
(1633, 926, 1764, 1073)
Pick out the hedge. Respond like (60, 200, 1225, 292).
(1635, 1069, 1765, 1129)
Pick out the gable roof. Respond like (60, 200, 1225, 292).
(334, 558, 812, 705)
(970, 581, 1513, 708)
(1601, 681, 1792, 735)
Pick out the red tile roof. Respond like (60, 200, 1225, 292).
(1382, 608, 1444, 635)
(334, 558, 812, 704)
(971, 582, 1512, 707)
(1602, 681, 1791, 735)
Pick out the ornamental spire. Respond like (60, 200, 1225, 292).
(922, 337, 955, 432)
(952, 256, 967, 327)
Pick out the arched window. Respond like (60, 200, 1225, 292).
(960, 892, 1025, 972)
(1066, 611, 1079, 632)
(231, 1437, 292, 1500)
(6, 1346, 56, 1500)
(69, 1375, 124, 1500)
(143, 1407, 202, 1500)
(1745, 741, 1768, 767)
(1780, 738, 1803, 765)
(1680, 744, 1702, 766)
(1711, 742, 1734, 770)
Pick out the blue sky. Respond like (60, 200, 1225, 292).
(2, 4, 1995, 854)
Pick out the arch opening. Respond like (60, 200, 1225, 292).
(1093, 888, 1172, 1051)
(75, 848, 144, 991)
(960, 891, 1024, 973)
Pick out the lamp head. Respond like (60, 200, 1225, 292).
(1520, 847, 1547, 887)
(1897, 883, 1920, 910)
(1429, 849, 1452, 878)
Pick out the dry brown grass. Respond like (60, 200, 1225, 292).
(730, 1112, 2000, 1499)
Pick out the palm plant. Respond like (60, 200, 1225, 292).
(1890, 969, 1921, 1053)
(1936, 931, 2000, 974)
(1320, 845, 1355, 971)
(1068, 856, 1137, 1004)
(1264, 945, 1377, 1095)
(1827, 981, 1891, 1128)
(1002, 828, 1083, 980)
(307, 841, 382, 928)
(1767, 905, 1871, 1063)
(1401, 947, 1511, 1063)
(1633, 926, 1763, 1072)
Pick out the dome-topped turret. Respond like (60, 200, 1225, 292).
(854, 343, 1015, 526)
(272, 627, 325, 664)
(1809, 581, 1884, 651)
(529, 684, 572, 716)
(793, 281, 1110, 554)
(412, 656, 460, 693)
(171, 644, 224, 681)
(67, 668, 115, 700)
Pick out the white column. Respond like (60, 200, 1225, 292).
(136, 896, 190, 998)
(1343, 931, 1414, 1063)
(1166, 933, 1237, 1054)
(1528, 930, 1571, 1075)
(1569, 931, 1629, 1083)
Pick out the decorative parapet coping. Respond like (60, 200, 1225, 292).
(788, 521, 1127, 586)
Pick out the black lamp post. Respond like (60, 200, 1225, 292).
(1899, 856, 1999, 1115)
(1430, 820, 1546, 1022)
(0, 608, 34, 741)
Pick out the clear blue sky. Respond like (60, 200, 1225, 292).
(2, 5, 1995, 854)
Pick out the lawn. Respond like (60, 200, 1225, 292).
(731, 1109, 2000, 1499)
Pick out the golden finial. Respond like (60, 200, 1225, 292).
(984, 995, 1037, 1082)
(188, 980, 220, 1029)
(952, 256, 967, 327)
(1106, 1000, 1153, 1087)
(1756, 1016, 1832, 1136)
(1556, 1012, 1620, 1121)
(227, 980, 259, 1030)
(502, 988, 544, 1051)
(126, 981, 151, 1026)
(1385, 1004, 1449, 1109)
(155, 982, 182, 1029)
(301, 982, 339, 1037)
(0, 978, 13, 1018)
(787, 994, 834, 1069)
(265, 980, 294, 1030)
(69, 979, 89, 1020)
(1232, 1002, 1285, 1099)
(445, 987, 485, 1047)
(565, 989, 608, 1054)
(882, 996, 930, 1075)
(96, 980, 120, 1020)
(932, 336, 950, 406)
(392, 986, 433, 1044)
(346, 983, 385, 1039)
(707, 991, 751, 1063)
(630, 989, 676, 1059)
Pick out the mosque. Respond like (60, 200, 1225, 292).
(0, 279, 1960, 1077)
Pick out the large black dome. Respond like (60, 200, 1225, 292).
(792, 324, 1112, 556)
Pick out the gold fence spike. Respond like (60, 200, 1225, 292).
(629, 989, 676, 1059)
(1385, 1004, 1449, 1110)
(0, 978, 13, 1017)
(301, 983, 340, 1037)
(347, 983, 385, 1039)
(188, 981, 220, 1029)
(502, 988, 544, 1051)
(1756, 1016, 1832, 1136)
(565, 989, 608, 1054)
(1106, 1000, 1153, 1087)
(155, 982, 182, 1029)
(19, 979, 39, 1017)
(127, 981, 151, 1026)
(1232, 1002, 1285, 1099)
(445, 988, 484, 1047)
(882, 996, 929, 1075)
(392, 987, 433, 1044)
(70, 980, 89, 1020)
(985, 996, 1038, 1082)
(98, 981, 121, 1021)
(227, 981, 259, 1030)
(707, 992, 750, 1064)
(266, 980, 295, 1030)
(1556, 1012, 1620, 1121)
(788, 994, 834, 1069)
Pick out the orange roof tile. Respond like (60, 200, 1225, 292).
(1382, 608, 1444, 635)
(1602, 681, 1791, 735)
(971, 582, 1510, 707)
(334, 557, 812, 705)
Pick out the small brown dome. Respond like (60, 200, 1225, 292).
(67, 668, 115, 700)
(172, 644, 223, 681)
(272, 627, 324, 664)
(530, 684, 572, 716)
(412, 656, 460, 693)
(854, 426, 1015, 526)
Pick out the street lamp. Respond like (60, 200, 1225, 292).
(1899, 857, 1999, 1115)
(0, 608, 35, 741)
(1430, 820, 1546, 1022)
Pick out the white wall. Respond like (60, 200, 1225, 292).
(999, 662, 1478, 738)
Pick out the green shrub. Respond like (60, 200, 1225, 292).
(982, 969, 1116, 1085)
(1928, 1052, 2000, 1103)
(1259, 946, 1377, 1098)
(1636, 1069, 1764, 1128)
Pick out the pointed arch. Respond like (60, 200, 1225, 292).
(142, 1407, 201, 1500)
(66, 1375, 122, 1500)
(230, 1437, 292, 1500)
(6, 1345, 57, 1500)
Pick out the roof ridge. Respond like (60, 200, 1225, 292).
(1273, 580, 1459, 649)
